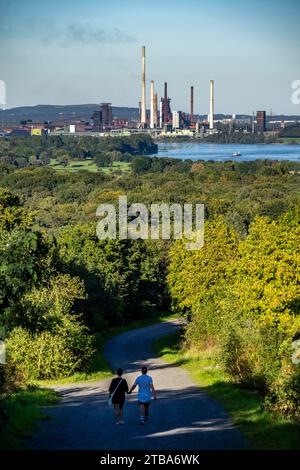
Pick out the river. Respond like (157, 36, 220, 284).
(156, 143, 300, 162)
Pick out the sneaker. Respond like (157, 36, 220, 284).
(140, 417, 145, 425)
(119, 420, 124, 425)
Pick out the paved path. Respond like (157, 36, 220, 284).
(28, 320, 247, 450)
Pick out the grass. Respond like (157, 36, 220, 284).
(49, 158, 131, 174)
(100, 161, 131, 174)
(0, 386, 58, 450)
(153, 331, 300, 450)
(36, 311, 178, 387)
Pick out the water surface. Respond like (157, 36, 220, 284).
(156, 143, 300, 162)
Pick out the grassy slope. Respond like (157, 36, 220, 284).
(0, 387, 58, 450)
(49, 158, 131, 174)
(154, 331, 300, 450)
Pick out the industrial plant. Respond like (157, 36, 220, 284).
(87, 50, 291, 138)
(136, 45, 216, 135)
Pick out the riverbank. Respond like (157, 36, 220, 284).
(156, 137, 300, 145)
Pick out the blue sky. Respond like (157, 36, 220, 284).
(1, 0, 300, 113)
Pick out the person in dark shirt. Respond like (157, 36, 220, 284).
(108, 368, 129, 425)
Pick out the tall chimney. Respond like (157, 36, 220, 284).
(153, 93, 158, 127)
(150, 80, 155, 128)
(190, 86, 194, 125)
(209, 80, 214, 129)
(141, 46, 146, 125)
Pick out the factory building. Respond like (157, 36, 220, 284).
(91, 110, 103, 132)
(92, 103, 112, 132)
(172, 111, 183, 129)
(101, 103, 112, 129)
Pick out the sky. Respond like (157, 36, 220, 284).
(0, 0, 300, 114)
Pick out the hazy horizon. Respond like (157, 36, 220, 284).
(1, 0, 300, 114)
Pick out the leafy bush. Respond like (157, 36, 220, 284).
(264, 365, 300, 421)
(6, 321, 95, 380)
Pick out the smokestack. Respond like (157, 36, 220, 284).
(209, 80, 214, 129)
(153, 93, 158, 128)
(150, 80, 155, 128)
(141, 46, 146, 125)
(163, 82, 168, 125)
(190, 86, 194, 125)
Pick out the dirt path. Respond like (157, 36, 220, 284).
(28, 320, 246, 450)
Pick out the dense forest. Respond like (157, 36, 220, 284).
(0, 135, 299, 423)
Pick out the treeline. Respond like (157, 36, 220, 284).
(0, 134, 157, 168)
(203, 130, 277, 144)
(279, 123, 300, 138)
(131, 155, 299, 175)
(168, 211, 300, 419)
(157, 131, 276, 144)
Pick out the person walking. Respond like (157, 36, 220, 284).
(108, 368, 129, 425)
(128, 366, 157, 424)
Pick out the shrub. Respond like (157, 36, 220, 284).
(6, 321, 95, 380)
(264, 364, 300, 421)
(0, 361, 25, 396)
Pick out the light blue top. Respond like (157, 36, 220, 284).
(134, 374, 153, 402)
